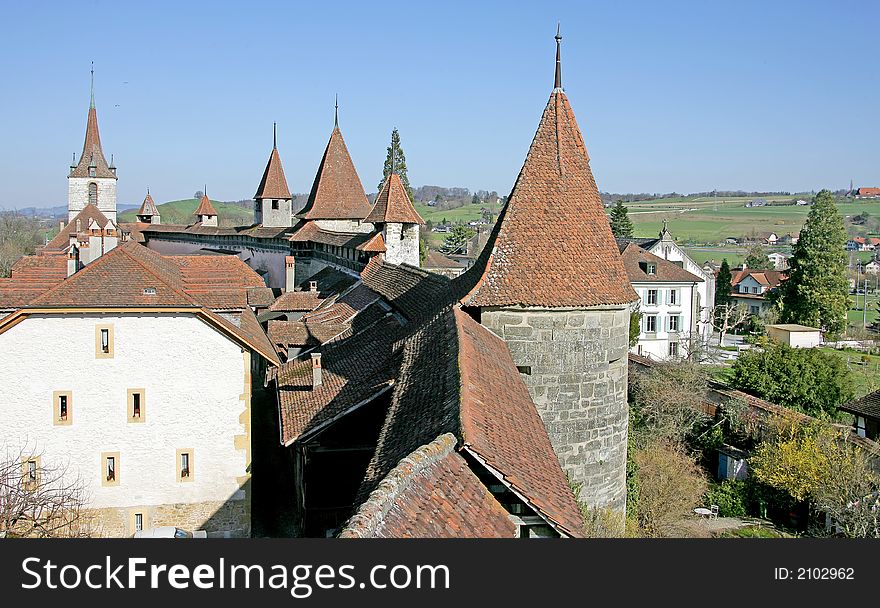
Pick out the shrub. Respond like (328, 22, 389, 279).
(705, 480, 749, 517)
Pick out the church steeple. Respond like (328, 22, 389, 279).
(69, 65, 115, 180)
(554, 23, 563, 90)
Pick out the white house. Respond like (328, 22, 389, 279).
(767, 252, 791, 271)
(729, 268, 785, 315)
(619, 242, 704, 360)
(0, 242, 279, 537)
(620, 223, 716, 343)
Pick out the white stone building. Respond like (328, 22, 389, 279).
(0, 242, 279, 537)
(619, 242, 704, 360)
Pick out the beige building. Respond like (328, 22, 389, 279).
(765, 323, 822, 348)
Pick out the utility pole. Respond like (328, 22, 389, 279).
(865, 278, 869, 329)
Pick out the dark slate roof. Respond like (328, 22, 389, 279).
(457, 87, 636, 308)
(840, 390, 880, 420)
(339, 433, 516, 538)
(297, 127, 373, 220)
(619, 242, 703, 283)
(295, 266, 359, 296)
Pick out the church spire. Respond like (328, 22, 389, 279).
(90, 61, 95, 109)
(554, 24, 563, 90)
(334, 94, 339, 128)
(69, 63, 115, 180)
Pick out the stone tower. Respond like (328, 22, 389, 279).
(68, 65, 117, 222)
(457, 30, 638, 514)
(254, 124, 293, 227)
(195, 192, 218, 227)
(365, 172, 424, 267)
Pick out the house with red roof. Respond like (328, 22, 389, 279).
(729, 268, 786, 315)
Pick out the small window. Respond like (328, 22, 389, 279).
(128, 389, 145, 423)
(669, 289, 677, 305)
(646, 263, 656, 275)
(177, 449, 193, 482)
(134, 513, 144, 532)
(668, 342, 679, 357)
(95, 325, 114, 358)
(669, 315, 680, 332)
(646, 290, 658, 306)
(53, 391, 73, 426)
(22, 457, 41, 490)
(271, 200, 279, 210)
(143, 287, 157, 296)
(645, 315, 657, 333)
(102, 452, 120, 487)
(516, 365, 532, 375)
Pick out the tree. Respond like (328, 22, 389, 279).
(730, 342, 853, 418)
(418, 236, 427, 266)
(743, 244, 772, 270)
(471, 193, 480, 206)
(0, 444, 94, 537)
(629, 308, 642, 347)
(710, 303, 751, 346)
(630, 359, 711, 445)
(193, 190, 204, 200)
(440, 225, 475, 255)
(378, 128, 414, 202)
(778, 189, 849, 334)
(715, 259, 733, 309)
(609, 200, 633, 237)
(0, 212, 47, 278)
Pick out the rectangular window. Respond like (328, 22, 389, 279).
(669, 289, 677, 305)
(22, 457, 41, 490)
(646, 263, 656, 275)
(134, 513, 143, 531)
(669, 315, 680, 332)
(102, 452, 120, 487)
(128, 389, 145, 423)
(646, 290, 658, 305)
(752, 286, 759, 294)
(53, 391, 73, 426)
(95, 325, 114, 359)
(645, 315, 657, 333)
(271, 200, 279, 210)
(177, 449, 194, 482)
(669, 342, 679, 357)
(750, 305, 760, 315)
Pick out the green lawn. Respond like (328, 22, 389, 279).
(413, 201, 503, 225)
(119, 198, 255, 226)
(848, 293, 879, 328)
(821, 347, 880, 399)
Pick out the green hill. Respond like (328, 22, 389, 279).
(119, 199, 255, 227)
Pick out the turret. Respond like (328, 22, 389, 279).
(195, 191, 218, 227)
(254, 124, 293, 227)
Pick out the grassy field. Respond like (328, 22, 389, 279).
(119, 198, 255, 226)
(821, 347, 880, 399)
(413, 201, 503, 225)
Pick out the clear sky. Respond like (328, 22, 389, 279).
(1, 0, 877, 208)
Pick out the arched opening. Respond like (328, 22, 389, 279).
(88, 182, 98, 206)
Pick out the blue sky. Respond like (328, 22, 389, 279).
(1, 0, 877, 208)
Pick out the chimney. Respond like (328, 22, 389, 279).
(67, 245, 79, 277)
(311, 352, 322, 388)
(59, 221, 65, 231)
(285, 256, 296, 293)
(309, 280, 318, 292)
(75, 219, 81, 232)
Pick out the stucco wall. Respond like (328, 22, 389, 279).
(480, 305, 630, 513)
(255, 198, 292, 228)
(315, 219, 374, 234)
(631, 282, 698, 360)
(0, 313, 250, 535)
(383, 223, 420, 267)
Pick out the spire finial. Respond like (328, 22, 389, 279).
(554, 24, 563, 90)
(273, 122, 277, 148)
(90, 61, 95, 109)
(334, 94, 339, 128)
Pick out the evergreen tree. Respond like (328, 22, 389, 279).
(609, 200, 634, 237)
(715, 259, 733, 308)
(778, 189, 849, 334)
(743, 244, 772, 270)
(378, 128, 414, 202)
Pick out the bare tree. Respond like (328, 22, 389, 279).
(0, 212, 47, 278)
(630, 359, 711, 444)
(710, 303, 752, 346)
(0, 443, 95, 538)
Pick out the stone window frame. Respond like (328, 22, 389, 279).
(176, 449, 194, 483)
(21, 456, 41, 491)
(129, 508, 150, 535)
(95, 324, 114, 359)
(53, 390, 73, 426)
(102, 452, 120, 487)
(127, 388, 146, 423)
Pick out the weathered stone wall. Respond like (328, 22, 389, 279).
(68, 177, 117, 222)
(481, 305, 630, 512)
(88, 496, 249, 538)
(255, 198, 292, 228)
(315, 219, 374, 234)
(383, 223, 420, 267)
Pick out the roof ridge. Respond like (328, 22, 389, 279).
(116, 244, 199, 306)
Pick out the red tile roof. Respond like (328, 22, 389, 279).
(269, 290, 323, 313)
(268, 319, 350, 350)
(195, 194, 218, 217)
(458, 88, 636, 308)
(169, 254, 267, 309)
(339, 434, 516, 538)
(137, 192, 159, 217)
(68, 106, 116, 179)
(731, 268, 785, 289)
(297, 127, 373, 220)
(423, 250, 464, 269)
(0, 256, 68, 308)
(45, 204, 112, 250)
(365, 173, 425, 225)
(857, 187, 880, 196)
(288, 220, 385, 251)
(254, 145, 292, 200)
(619, 242, 704, 283)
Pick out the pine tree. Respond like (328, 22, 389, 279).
(779, 189, 849, 335)
(378, 128, 414, 201)
(715, 259, 733, 307)
(609, 200, 633, 237)
(743, 244, 772, 270)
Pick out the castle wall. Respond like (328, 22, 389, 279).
(315, 219, 374, 234)
(69, 177, 117, 222)
(383, 223, 420, 267)
(255, 199, 292, 228)
(480, 305, 630, 513)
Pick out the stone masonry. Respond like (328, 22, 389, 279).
(480, 305, 630, 513)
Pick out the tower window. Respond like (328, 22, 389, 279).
(23, 457, 41, 490)
(53, 391, 73, 425)
(177, 449, 193, 482)
(128, 389, 145, 423)
(271, 200, 279, 210)
(96, 325, 114, 358)
(88, 182, 98, 204)
(102, 452, 120, 486)
(134, 513, 143, 532)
